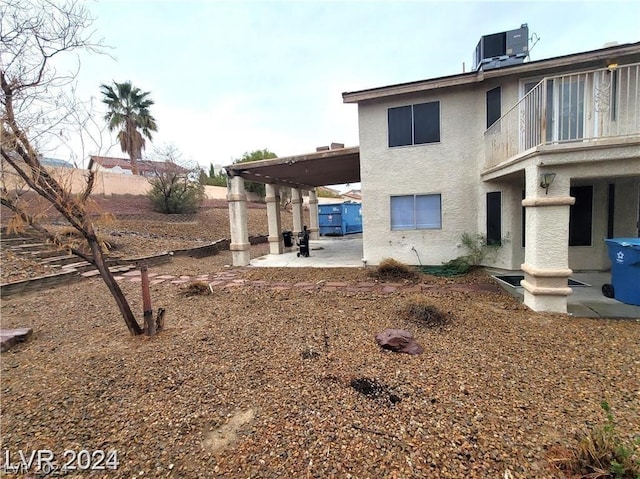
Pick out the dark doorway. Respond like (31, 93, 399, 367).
(569, 185, 593, 246)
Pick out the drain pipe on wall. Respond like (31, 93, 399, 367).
(411, 246, 422, 266)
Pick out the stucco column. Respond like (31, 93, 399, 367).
(265, 183, 283, 254)
(291, 188, 303, 236)
(308, 188, 319, 240)
(521, 165, 575, 313)
(227, 175, 251, 266)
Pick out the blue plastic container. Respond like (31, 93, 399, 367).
(318, 203, 362, 236)
(604, 238, 640, 306)
(342, 203, 363, 234)
(318, 204, 343, 236)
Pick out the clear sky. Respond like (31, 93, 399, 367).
(59, 0, 639, 183)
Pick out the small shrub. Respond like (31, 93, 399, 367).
(369, 258, 418, 281)
(441, 233, 503, 275)
(403, 296, 451, 327)
(549, 401, 640, 478)
(439, 256, 472, 275)
(148, 179, 205, 214)
(55, 227, 113, 253)
(180, 281, 212, 297)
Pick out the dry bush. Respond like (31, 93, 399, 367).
(180, 281, 212, 297)
(369, 258, 418, 282)
(56, 227, 115, 253)
(549, 401, 640, 478)
(403, 295, 451, 328)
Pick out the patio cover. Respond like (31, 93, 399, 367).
(224, 146, 360, 190)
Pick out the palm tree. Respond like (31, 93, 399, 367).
(101, 81, 158, 175)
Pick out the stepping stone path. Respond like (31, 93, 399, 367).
(110, 268, 504, 296)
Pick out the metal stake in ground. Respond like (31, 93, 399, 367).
(140, 265, 156, 336)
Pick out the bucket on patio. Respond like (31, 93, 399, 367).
(282, 231, 293, 248)
(603, 238, 640, 306)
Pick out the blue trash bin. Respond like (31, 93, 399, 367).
(604, 238, 640, 306)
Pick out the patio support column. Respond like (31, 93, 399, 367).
(265, 183, 283, 254)
(521, 165, 575, 313)
(308, 188, 319, 240)
(292, 188, 303, 236)
(227, 175, 251, 266)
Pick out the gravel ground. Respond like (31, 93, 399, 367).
(1, 198, 639, 478)
(1, 246, 639, 479)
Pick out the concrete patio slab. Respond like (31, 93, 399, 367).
(250, 234, 364, 268)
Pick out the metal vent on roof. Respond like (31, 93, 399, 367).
(473, 24, 529, 71)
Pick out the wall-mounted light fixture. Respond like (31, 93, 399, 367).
(607, 62, 619, 72)
(539, 172, 556, 195)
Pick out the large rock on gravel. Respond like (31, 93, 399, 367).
(375, 329, 423, 355)
(1, 328, 33, 352)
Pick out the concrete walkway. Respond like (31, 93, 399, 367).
(487, 268, 640, 320)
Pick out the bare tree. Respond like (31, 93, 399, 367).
(145, 144, 205, 214)
(1, 0, 144, 335)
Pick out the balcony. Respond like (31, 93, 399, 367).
(484, 63, 640, 170)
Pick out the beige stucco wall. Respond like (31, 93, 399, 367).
(1, 165, 233, 200)
(357, 74, 530, 267)
(477, 175, 526, 270)
(358, 85, 487, 266)
(357, 71, 639, 269)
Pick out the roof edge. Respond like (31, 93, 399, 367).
(342, 41, 640, 103)
(224, 146, 360, 171)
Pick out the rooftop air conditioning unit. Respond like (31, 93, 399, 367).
(473, 24, 529, 71)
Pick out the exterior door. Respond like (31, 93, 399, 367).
(552, 76, 586, 142)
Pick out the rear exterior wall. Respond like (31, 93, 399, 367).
(358, 83, 491, 266)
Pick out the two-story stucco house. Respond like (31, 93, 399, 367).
(342, 37, 640, 313)
(223, 34, 639, 315)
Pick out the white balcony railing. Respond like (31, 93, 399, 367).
(485, 63, 640, 169)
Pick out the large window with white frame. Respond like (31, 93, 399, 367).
(388, 101, 440, 147)
(390, 194, 442, 230)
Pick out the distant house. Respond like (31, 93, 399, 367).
(316, 186, 342, 197)
(342, 189, 362, 202)
(88, 156, 188, 177)
(41, 157, 74, 168)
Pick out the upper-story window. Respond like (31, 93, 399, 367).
(486, 86, 501, 128)
(388, 101, 440, 147)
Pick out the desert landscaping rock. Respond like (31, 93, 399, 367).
(0, 327, 33, 352)
(375, 328, 424, 355)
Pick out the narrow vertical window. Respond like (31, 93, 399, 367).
(607, 183, 615, 239)
(521, 189, 526, 248)
(388, 106, 412, 147)
(486, 87, 501, 128)
(414, 102, 440, 144)
(486, 192, 502, 245)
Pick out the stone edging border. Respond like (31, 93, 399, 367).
(1, 236, 268, 298)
